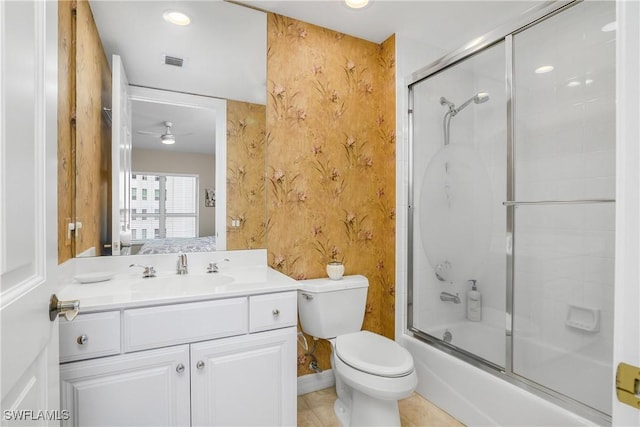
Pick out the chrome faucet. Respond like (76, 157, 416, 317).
(130, 264, 156, 278)
(440, 291, 460, 304)
(206, 258, 229, 273)
(176, 252, 188, 275)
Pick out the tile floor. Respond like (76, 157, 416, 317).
(297, 387, 465, 427)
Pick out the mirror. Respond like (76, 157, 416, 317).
(72, 0, 266, 257)
(122, 86, 227, 255)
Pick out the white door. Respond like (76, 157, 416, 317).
(190, 328, 297, 427)
(60, 345, 190, 427)
(613, 0, 640, 425)
(111, 54, 132, 256)
(0, 0, 61, 423)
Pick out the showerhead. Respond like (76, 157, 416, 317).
(474, 92, 490, 104)
(441, 91, 491, 146)
(454, 91, 490, 114)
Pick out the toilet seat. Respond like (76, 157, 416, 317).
(335, 331, 414, 377)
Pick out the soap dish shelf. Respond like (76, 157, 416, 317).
(565, 304, 600, 332)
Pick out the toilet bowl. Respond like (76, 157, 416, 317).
(298, 276, 417, 426)
(331, 331, 417, 426)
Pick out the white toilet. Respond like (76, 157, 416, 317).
(298, 275, 417, 426)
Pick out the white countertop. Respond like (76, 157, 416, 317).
(57, 250, 299, 312)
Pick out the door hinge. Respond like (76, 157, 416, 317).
(616, 362, 640, 409)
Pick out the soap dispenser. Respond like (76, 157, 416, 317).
(467, 279, 482, 321)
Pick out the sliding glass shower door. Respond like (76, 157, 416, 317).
(408, 0, 615, 421)
(511, 2, 616, 415)
(409, 41, 507, 368)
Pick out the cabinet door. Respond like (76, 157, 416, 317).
(191, 327, 296, 427)
(60, 345, 190, 427)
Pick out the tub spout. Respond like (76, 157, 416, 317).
(440, 291, 460, 304)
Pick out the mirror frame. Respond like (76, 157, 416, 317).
(124, 86, 227, 251)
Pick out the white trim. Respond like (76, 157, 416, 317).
(214, 100, 227, 251)
(0, 0, 48, 307)
(34, 0, 47, 285)
(612, 0, 640, 425)
(297, 369, 336, 396)
(0, 0, 6, 274)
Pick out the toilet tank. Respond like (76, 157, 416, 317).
(297, 275, 369, 339)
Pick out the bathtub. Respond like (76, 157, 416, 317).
(427, 321, 506, 367)
(401, 326, 608, 426)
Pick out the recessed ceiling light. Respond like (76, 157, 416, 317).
(601, 21, 616, 32)
(535, 65, 554, 74)
(585, 79, 594, 85)
(567, 81, 581, 88)
(163, 10, 191, 26)
(345, 0, 369, 9)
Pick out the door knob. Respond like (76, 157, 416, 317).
(196, 360, 205, 370)
(176, 363, 185, 374)
(49, 294, 80, 322)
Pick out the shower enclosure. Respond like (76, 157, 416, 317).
(408, 1, 615, 423)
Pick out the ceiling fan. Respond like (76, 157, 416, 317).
(136, 121, 190, 145)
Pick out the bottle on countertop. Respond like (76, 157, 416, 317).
(467, 279, 482, 322)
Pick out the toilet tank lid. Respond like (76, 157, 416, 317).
(298, 274, 369, 293)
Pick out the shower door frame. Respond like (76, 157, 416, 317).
(406, 1, 612, 424)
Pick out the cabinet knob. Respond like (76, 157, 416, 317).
(196, 360, 205, 370)
(176, 363, 185, 374)
(272, 309, 280, 317)
(76, 335, 88, 345)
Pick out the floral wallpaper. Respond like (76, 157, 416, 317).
(226, 100, 267, 250)
(266, 14, 396, 376)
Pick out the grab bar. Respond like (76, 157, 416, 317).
(502, 199, 614, 206)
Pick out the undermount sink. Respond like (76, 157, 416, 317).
(132, 273, 234, 292)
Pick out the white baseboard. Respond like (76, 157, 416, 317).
(297, 369, 335, 395)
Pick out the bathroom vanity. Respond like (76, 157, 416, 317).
(56, 251, 298, 426)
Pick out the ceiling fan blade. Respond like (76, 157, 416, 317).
(136, 130, 162, 136)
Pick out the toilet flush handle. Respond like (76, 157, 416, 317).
(301, 293, 314, 301)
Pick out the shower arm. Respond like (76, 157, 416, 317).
(443, 110, 454, 146)
(440, 93, 490, 146)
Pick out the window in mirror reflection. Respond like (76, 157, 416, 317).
(131, 173, 198, 242)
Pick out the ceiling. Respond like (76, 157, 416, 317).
(90, 0, 547, 155)
(132, 101, 216, 155)
(241, 1, 543, 46)
(90, 0, 267, 105)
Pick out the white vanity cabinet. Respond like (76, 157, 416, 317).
(59, 291, 297, 427)
(191, 328, 296, 426)
(60, 344, 191, 426)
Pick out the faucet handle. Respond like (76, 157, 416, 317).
(207, 258, 229, 273)
(129, 264, 156, 278)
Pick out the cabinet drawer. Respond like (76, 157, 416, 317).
(249, 292, 297, 333)
(124, 298, 248, 352)
(59, 311, 121, 363)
